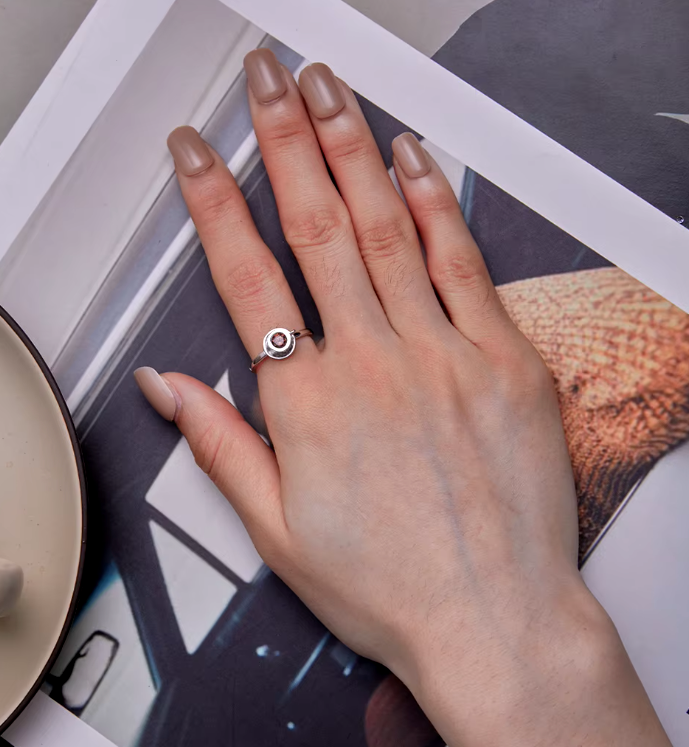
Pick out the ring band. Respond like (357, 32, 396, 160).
(250, 328, 314, 372)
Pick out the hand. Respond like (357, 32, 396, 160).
(135, 49, 670, 746)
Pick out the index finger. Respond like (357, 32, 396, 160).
(167, 126, 315, 373)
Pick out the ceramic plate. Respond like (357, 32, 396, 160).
(0, 307, 86, 731)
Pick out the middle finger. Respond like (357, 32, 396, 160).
(299, 68, 447, 333)
(244, 49, 387, 337)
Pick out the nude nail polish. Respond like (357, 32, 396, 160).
(167, 126, 214, 176)
(244, 48, 287, 103)
(134, 367, 179, 422)
(299, 63, 346, 119)
(392, 133, 431, 178)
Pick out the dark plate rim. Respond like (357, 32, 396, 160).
(0, 305, 87, 734)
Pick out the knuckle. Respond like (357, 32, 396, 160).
(350, 356, 397, 401)
(261, 114, 313, 149)
(356, 216, 413, 263)
(413, 186, 459, 222)
(195, 178, 240, 223)
(220, 257, 280, 307)
(283, 205, 351, 255)
(499, 346, 555, 403)
(432, 253, 491, 301)
(326, 130, 376, 167)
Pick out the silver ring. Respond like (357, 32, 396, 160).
(250, 328, 313, 372)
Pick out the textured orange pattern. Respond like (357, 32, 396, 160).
(498, 267, 689, 556)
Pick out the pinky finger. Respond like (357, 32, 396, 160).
(392, 134, 512, 346)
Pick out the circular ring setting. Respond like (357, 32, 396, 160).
(250, 328, 313, 372)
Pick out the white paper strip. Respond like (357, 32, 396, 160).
(220, 0, 689, 313)
(0, 0, 175, 261)
(3, 692, 116, 747)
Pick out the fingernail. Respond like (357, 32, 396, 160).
(392, 133, 431, 178)
(134, 367, 179, 422)
(299, 63, 346, 119)
(167, 126, 214, 176)
(244, 48, 287, 104)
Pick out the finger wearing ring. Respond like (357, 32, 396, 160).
(250, 328, 314, 372)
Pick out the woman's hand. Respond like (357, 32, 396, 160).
(135, 49, 669, 746)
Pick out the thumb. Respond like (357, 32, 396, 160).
(133, 368, 284, 540)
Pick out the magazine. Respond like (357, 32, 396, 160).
(1, 0, 688, 745)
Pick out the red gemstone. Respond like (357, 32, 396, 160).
(271, 332, 288, 348)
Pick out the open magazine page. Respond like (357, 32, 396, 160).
(1, 1, 688, 746)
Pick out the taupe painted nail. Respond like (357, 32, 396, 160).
(392, 133, 431, 178)
(167, 126, 214, 176)
(299, 63, 346, 119)
(134, 367, 179, 422)
(244, 48, 287, 103)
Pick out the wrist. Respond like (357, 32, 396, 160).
(391, 570, 604, 684)
(387, 574, 663, 746)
